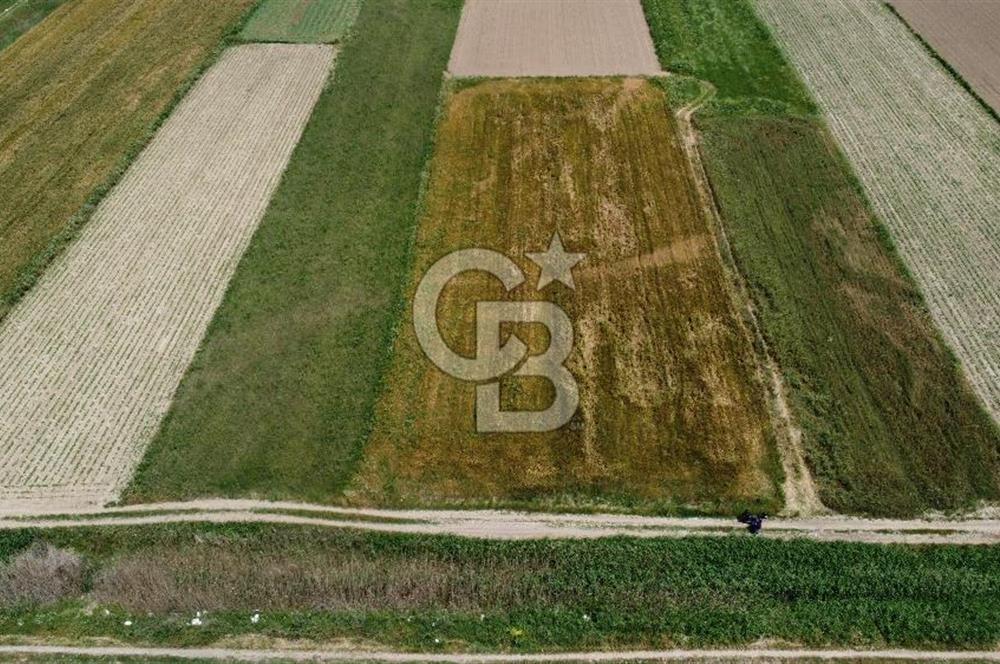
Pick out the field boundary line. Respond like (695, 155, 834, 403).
(0, 644, 997, 662)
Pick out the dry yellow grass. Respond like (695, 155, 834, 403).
(351, 79, 780, 513)
(0, 0, 255, 318)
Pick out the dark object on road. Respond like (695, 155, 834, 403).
(737, 510, 768, 535)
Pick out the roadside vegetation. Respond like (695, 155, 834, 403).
(0, 0, 257, 321)
(240, 0, 361, 44)
(641, 0, 1000, 515)
(126, 0, 464, 503)
(0, 0, 66, 51)
(0, 524, 998, 651)
(353, 78, 781, 514)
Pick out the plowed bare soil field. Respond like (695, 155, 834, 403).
(352, 79, 781, 513)
(756, 0, 1000, 425)
(448, 0, 661, 77)
(0, 44, 334, 511)
(0, 0, 256, 320)
(889, 0, 1000, 114)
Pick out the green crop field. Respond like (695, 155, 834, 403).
(353, 78, 781, 514)
(240, 0, 361, 44)
(0, 0, 67, 51)
(641, 0, 1000, 516)
(125, 0, 464, 504)
(1, 524, 999, 651)
(0, 0, 256, 321)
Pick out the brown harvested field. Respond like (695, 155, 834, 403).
(0, 0, 256, 319)
(889, 0, 1000, 113)
(0, 44, 334, 512)
(350, 79, 781, 513)
(447, 0, 661, 77)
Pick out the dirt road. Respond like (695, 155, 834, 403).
(0, 644, 997, 661)
(1, 499, 998, 545)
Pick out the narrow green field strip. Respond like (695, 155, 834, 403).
(1, 524, 999, 650)
(0, 0, 66, 51)
(125, 0, 463, 503)
(641, 0, 1000, 516)
(240, 0, 361, 44)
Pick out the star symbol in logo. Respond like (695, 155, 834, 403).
(527, 232, 585, 290)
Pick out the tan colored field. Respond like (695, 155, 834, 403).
(756, 0, 1000, 424)
(0, 44, 334, 511)
(447, 0, 661, 77)
(351, 79, 781, 512)
(0, 0, 256, 319)
(890, 0, 1000, 113)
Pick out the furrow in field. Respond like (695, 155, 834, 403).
(755, 0, 1000, 422)
(0, 44, 334, 509)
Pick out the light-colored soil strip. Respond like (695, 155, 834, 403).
(889, 0, 1000, 115)
(0, 44, 334, 511)
(754, 0, 1000, 423)
(0, 644, 998, 662)
(447, 0, 661, 77)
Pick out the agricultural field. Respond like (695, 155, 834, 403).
(641, 0, 1000, 515)
(351, 78, 781, 513)
(755, 0, 1000, 426)
(0, 0, 66, 51)
(889, 0, 1000, 115)
(1, 523, 1000, 650)
(0, 44, 334, 511)
(125, 0, 465, 504)
(240, 0, 361, 44)
(448, 0, 660, 77)
(0, 0, 257, 321)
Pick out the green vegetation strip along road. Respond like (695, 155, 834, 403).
(0, 0, 66, 51)
(0, 0, 257, 321)
(640, 0, 1000, 516)
(240, 0, 362, 44)
(1, 524, 999, 651)
(125, 0, 464, 503)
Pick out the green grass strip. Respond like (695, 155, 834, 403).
(0, 0, 66, 52)
(240, 0, 362, 44)
(1, 523, 1000, 650)
(125, 0, 463, 503)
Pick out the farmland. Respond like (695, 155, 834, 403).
(0, 44, 334, 510)
(351, 78, 781, 513)
(0, 0, 66, 51)
(1, 523, 999, 650)
(448, 0, 660, 77)
(889, 0, 1000, 116)
(755, 0, 1000, 426)
(125, 0, 465, 504)
(240, 0, 361, 44)
(0, 0, 257, 321)
(641, 0, 1000, 515)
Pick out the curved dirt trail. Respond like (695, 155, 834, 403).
(1, 499, 999, 545)
(0, 644, 997, 662)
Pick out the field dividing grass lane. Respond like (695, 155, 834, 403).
(240, 0, 362, 44)
(448, 0, 661, 77)
(0, 0, 257, 320)
(754, 0, 1000, 424)
(0, 0, 66, 51)
(0, 44, 335, 511)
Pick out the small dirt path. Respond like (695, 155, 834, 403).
(1, 499, 999, 545)
(0, 644, 997, 662)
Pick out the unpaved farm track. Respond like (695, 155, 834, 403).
(0, 644, 998, 662)
(2, 500, 1000, 545)
(0, 45, 334, 511)
(754, 0, 1000, 423)
(448, 0, 661, 77)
